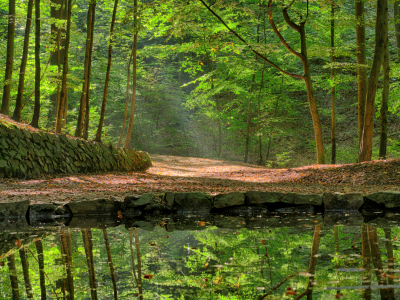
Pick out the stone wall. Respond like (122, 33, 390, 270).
(0, 123, 152, 178)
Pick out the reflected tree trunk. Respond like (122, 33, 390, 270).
(82, 229, 97, 300)
(60, 229, 74, 299)
(361, 224, 371, 300)
(103, 229, 118, 299)
(294, 224, 323, 300)
(19, 248, 33, 299)
(7, 254, 20, 300)
(35, 240, 46, 299)
(128, 229, 138, 289)
(367, 225, 392, 299)
(384, 228, 394, 299)
(134, 228, 143, 300)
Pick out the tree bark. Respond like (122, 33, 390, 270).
(35, 240, 46, 299)
(0, 0, 15, 115)
(356, 0, 367, 148)
(123, 0, 138, 149)
(75, 1, 94, 137)
(244, 72, 256, 163)
(12, 0, 33, 122)
(384, 228, 395, 299)
(30, 0, 41, 128)
(117, 47, 134, 148)
(331, 2, 336, 164)
(95, 0, 119, 142)
(394, 0, 400, 60)
(358, 0, 386, 162)
(56, 0, 72, 133)
(7, 254, 20, 300)
(380, 0, 389, 159)
(60, 229, 74, 299)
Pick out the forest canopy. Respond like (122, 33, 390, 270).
(1, 0, 399, 167)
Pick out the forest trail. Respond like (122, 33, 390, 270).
(1, 154, 400, 204)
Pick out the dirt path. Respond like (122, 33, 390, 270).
(1, 154, 399, 204)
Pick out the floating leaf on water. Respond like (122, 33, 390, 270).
(143, 274, 153, 279)
(198, 221, 205, 226)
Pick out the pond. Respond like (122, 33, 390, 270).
(1, 212, 400, 299)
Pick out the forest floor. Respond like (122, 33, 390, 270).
(1, 154, 400, 204)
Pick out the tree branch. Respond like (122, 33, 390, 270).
(258, 272, 299, 300)
(268, 0, 303, 60)
(199, 0, 305, 79)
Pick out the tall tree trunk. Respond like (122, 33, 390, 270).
(0, 0, 15, 115)
(117, 47, 134, 148)
(216, 97, 222, 157)
(7, 254, 20, 300)
(48, 0, 66, 128)
(75, 1, 94, 137)
(35, 240, 46, 299)
(331, 2, 336, 164)
(257, 64, 266, 165)
(361, 224, 371, 300)
(31, 0, 41, 128)
(19, 248, 33, 299)
(123, 0, 138, 149)
(12, 0, 33, 122)
(95, 0, 119, 143)
(56, 0, 72, 133)
(380, 1, 389, 159)
(82, 229, 97, 300)
(358, 0, 386, 162)
(356, 0, 367, 149)
(83, 4, 96, 140)
(103, 229, 118, 299)
(394, 0, 400, 60)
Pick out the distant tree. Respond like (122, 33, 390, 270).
(0, 0, 15, 115)
(380, 0, 389, 159)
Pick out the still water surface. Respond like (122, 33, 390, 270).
(1, 215, 400, 299)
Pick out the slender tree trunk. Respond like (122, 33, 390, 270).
(0, 0, 15, 115)
(331, 2, 336, 164)
(103, 229, 118, 299)
(356, 0, 367, 148)
(82, 229, 97, 300)
(257, 64, 266, 165)
(31, 0, 41, 128)
(12, 0, 33, 122)
(35, 240, 46, 299)
(244, 73, 256, 163)
(216, 97, 222, 157)
(7, 254, 20, 300)
(117, 47, 134, 148)
(83, 4, 96, 140)
(123, 0, 138, 149)
(56, 0, 72, 133)
(128, 229, 138, 288)
(75, 1, 94, 137)
(19, 248, 33, 299)
(361, 224, 371, 300)
(48, 0, 66, 128)
(380, 1, 389, 159)
(265, 78, 281, 164)
(358, 0, 386, 162)
(95, 0, 119, 142)
(394, 0, 400, 60)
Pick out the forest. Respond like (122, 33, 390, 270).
(0, 0, 399, 167)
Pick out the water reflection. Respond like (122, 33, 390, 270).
(1, 220, 400, 299)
